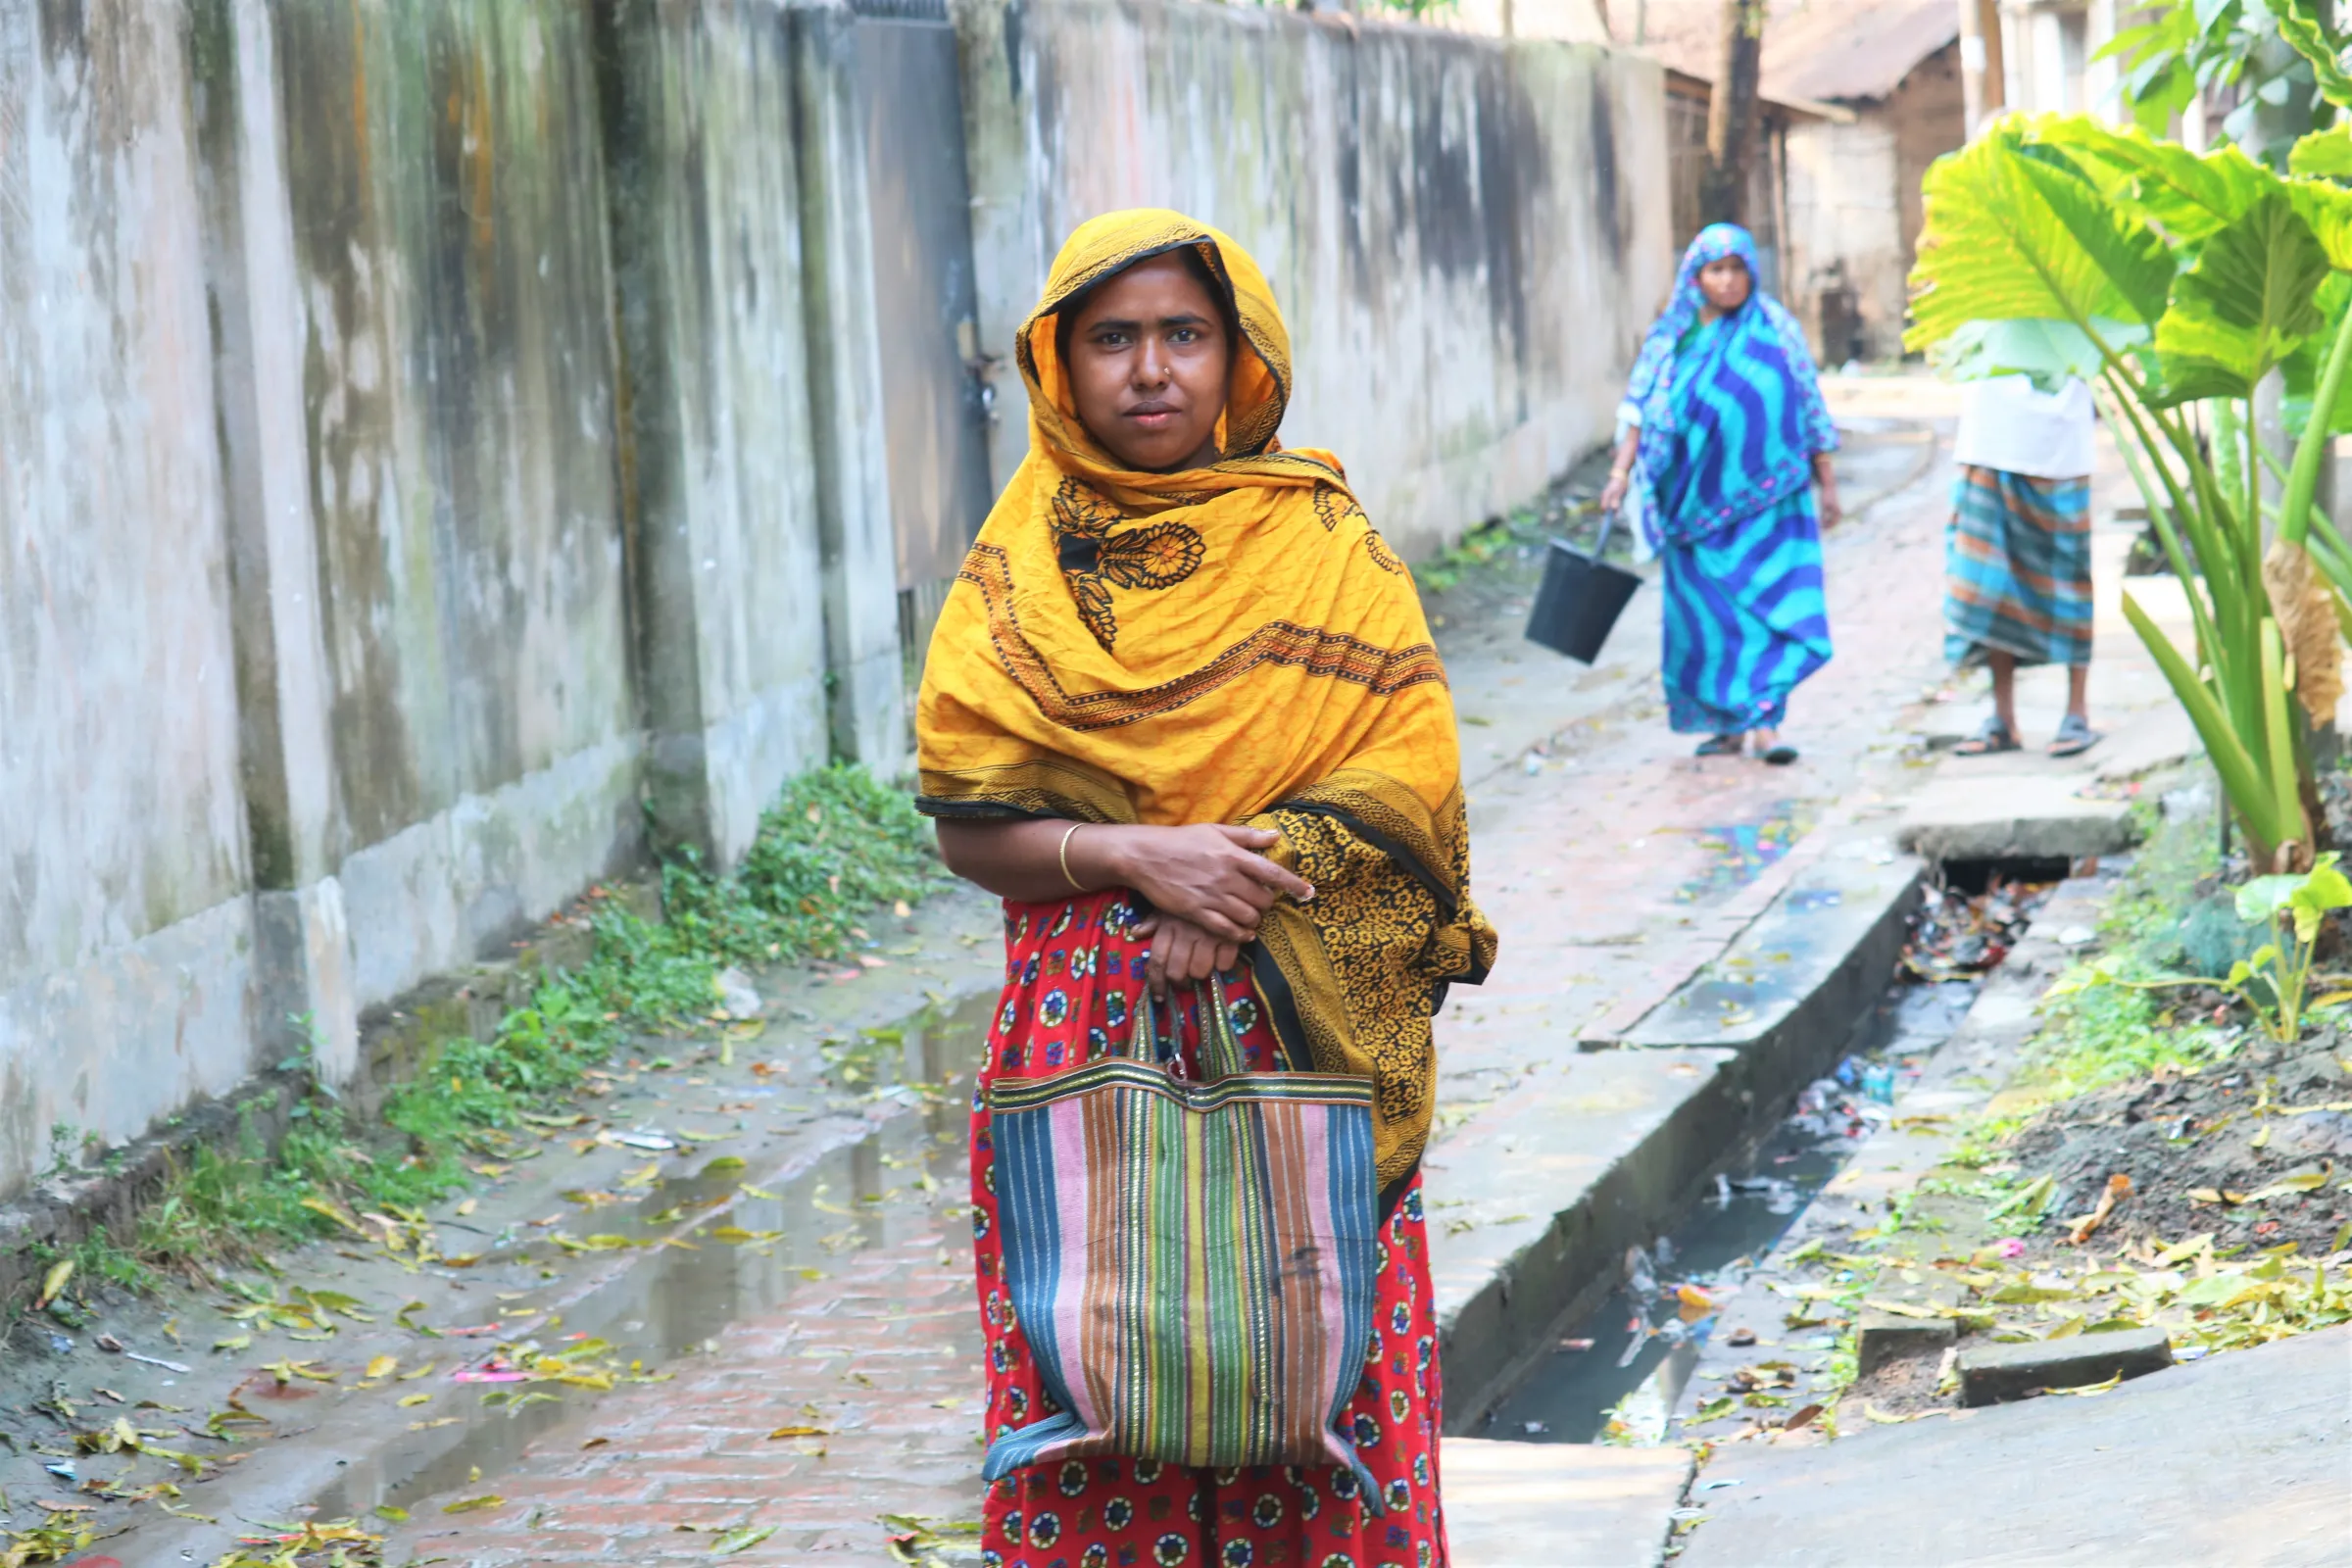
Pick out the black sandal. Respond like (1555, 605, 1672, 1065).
(1954, 716, 2021, 757)
(2048, 712, 2102, 758)
(1694, 734, 1743, 757)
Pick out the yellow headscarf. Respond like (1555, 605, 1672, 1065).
(916, 210, 1494, 1189)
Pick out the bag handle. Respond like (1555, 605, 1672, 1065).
(1124, 983, 1165, 1065)
(1194, 979, 1248, 1082)
(1119, 980, 1247, 1081)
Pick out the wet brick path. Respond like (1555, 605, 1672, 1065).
(388, 1198, 986, 1565)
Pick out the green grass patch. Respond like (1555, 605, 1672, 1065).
(1411, 506, 1553, 595)
(58, 764, 945, 1290)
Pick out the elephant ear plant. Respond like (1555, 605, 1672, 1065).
(1906, 111, 2352, 872)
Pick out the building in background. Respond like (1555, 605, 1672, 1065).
(1996, 0, 2125, 123)
(1610, 0, 1962, 364)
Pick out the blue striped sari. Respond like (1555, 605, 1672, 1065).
(1625, 225, 1836, 735)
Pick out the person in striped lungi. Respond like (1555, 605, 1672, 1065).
(1599, 223, 1839, 765)
(1945, 374, 2100, 757)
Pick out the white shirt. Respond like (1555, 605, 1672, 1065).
(1952, 374, 2096, 480)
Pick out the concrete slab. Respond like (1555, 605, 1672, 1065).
(1621, 837, 1921, 1066)
(1444, 1439, 1691, 1568)
(1675, 1326, 2352, 1568)
(1896, 773, 2139, 860)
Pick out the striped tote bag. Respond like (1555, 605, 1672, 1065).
(981, 983, 1384, 1504)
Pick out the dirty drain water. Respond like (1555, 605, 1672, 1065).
(1483, 980, 1979, 1445)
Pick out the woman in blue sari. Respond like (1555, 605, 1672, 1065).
(1598, 224, 1839, 763)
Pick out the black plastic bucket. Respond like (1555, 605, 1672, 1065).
(1524, 513, 1642, 663)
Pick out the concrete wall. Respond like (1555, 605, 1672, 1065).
(0, 2, 260, 1183)
(598, 0, 835, 864)
(1784, 45, 1962, 365)
(0, 0, 904, 1200)
(957, 0, 1674, 561)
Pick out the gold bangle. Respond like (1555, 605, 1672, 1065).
(1057, 822, 1086, 891)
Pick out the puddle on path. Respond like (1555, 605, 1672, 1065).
(1482, 980, 1978, 1444)
(298, 994, 994, 1526)
(1670, 801, 1817, 905)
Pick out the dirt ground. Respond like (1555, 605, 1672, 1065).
(2006, 1031, 2352, 1257)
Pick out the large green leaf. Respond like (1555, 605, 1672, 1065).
(1908, 119, 2175, 354)
(2040, 120, 2268, 244)
(2290, 124, 2352, 178)
(2268, 1, 2352, 109)
(2281, 272, 2352, 433)
(1928, 318, 2148, 392)
(2286, 173, 2352, 270)
(2149, 187, 2330, 402)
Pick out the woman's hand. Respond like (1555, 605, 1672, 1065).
(935, 818, 1312, 922)
(1813, 457, 1842, 530)
(1130, 912, 1241, 997)
(1597, 426, 1639, 515)
(1096, 822, 1312, 943)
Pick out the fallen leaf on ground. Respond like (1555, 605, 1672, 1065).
(712, 1525, 778, 1554)
(441, 1495, 505, 1513)
(2242, 1165, 2332, 1202)
(767, 1424, 829, 1439)
(2043, 1371, 2124, 1396)
(2067, 1173, 2133, 1246)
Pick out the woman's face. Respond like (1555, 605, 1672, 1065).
(1063, 254, 1232, 472)
(1697, 255, 1752, 314)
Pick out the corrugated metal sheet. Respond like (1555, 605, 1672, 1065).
(1762, 0, 1958, 103)
(1615, 0, 1956, 105)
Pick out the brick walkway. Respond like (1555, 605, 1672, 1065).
(387, 1189, 986, 1565)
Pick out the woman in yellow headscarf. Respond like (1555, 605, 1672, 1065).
(919, 210, 1494, 1564)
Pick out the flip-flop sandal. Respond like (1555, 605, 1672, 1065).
(1694, 734, 1743, 757)
(2048, 713, 2102, 758)
(1954, 717, 2021, 757)
(1762, 745, 1800, 765)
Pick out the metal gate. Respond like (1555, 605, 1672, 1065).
(855, 0, 995, 670)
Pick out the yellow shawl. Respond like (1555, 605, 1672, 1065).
(916, 209, 1495, 1189)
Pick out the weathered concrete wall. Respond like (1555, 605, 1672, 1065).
(256, 0, 645, 1021)
(0, 1, 261, 1188)
(957, 0, 1674, 559)
(597, 0, 835, 863)
(0, 0, 903, 1199)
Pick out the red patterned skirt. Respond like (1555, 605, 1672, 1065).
(968, 889, 1447, 1568)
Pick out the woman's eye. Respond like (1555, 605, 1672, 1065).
(1170, 327, 1198, 344)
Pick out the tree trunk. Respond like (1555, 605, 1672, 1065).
(1956, 0, 2004, 140)
(1700, 0, 1766, 227)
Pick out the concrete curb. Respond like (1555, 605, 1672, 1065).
(1437, 842, 1923, 1426)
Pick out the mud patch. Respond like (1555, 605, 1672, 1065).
(2006, 1034, 2352, 1258)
